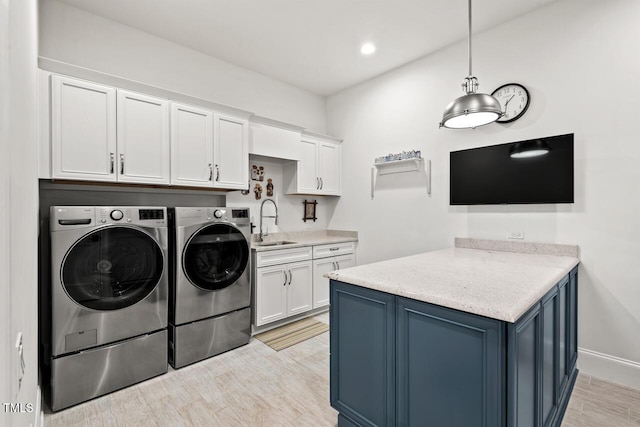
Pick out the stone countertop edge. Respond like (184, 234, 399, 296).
(326, 240, 579, 323)
(251, 229, 358, 252)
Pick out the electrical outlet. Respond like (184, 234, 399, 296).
(509, 231, 524, 240)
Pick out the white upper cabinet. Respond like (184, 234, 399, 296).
(170, 103, 214, 187)
(116, 90, 170, 184)
(52, 75, 117, 181)
(249, 121, 301, 161)
(44, 72, 339, 192)
(285, 135, 342, 196)
(298, 138, 320, 193)
(213, 113, 249, 190)
(318, 140, 340, 195)
(51, 75, 170, 185)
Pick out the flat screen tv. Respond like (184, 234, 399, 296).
(450, 133, 574, 205)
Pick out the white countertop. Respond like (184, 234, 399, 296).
(326, 244, 579, 323)
(251, 230, 357, 252)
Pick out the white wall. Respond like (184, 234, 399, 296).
(1, 0, 40, 426)
(327, 0, 640, 388)
(38, 0, 326, 133)
(226, 156, 339, 235)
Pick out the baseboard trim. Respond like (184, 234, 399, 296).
(578, 347, 640, 390)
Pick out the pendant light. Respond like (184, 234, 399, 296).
(440, 0, 502, 129)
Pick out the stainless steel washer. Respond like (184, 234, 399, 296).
(170, 207, 251, 368)
(49, 206, 169, 411)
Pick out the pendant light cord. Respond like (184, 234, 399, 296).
(468, 0, 472, 77)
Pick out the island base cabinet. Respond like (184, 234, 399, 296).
(330, 266, 578, 427)
(330, 282, 395, 427)
(397, 298, 504, 427)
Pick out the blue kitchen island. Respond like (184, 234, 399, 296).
(327, 239, 580, 427)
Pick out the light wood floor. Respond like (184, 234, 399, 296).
(45, 313, 640, 426)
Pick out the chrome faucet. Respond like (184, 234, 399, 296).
(258, 198, 278, 242)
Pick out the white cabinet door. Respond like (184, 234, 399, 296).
(313, 258, 336, 309)
(287, 261, 313, 316)
(51, 75, 116, 181)
(298, 138, 320, 193)
(170, 103, 214, 187)
(318, 141, 341, 195)
(116, 90, 170, 184)
(213, 113, 248, 190)
(312, 253, 356, 309)
(335, 253, 356, 271)
(255, 265, 288, 326)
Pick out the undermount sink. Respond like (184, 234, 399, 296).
(255, 240, 297, 247)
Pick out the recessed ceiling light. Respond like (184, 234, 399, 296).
(360, 43, 376, 55)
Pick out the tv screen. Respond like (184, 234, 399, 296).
(450, 134, 574, 205)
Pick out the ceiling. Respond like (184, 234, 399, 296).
(57, 0, 560, 96)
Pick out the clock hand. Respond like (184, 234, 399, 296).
(503, 94, 515, 107)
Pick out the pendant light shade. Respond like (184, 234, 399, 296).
(441, 92, 502, 129)
(440, 0, 502, 129)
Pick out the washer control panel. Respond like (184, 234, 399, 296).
(51, 206, 167, 230)
(96, 207, 166, 226)
(205, 208, 227, 221)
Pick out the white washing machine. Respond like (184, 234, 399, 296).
(170, 207, 251, 368)
(49, 206, 169, 411)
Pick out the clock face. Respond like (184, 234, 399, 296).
(492, 83, 530, 123)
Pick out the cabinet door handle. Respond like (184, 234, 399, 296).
(320, 177, 323, 189)
(316, 177, 320, 190)
(208, 163, 213, 181)
(332, 262, 337, 270)
(337, 261, 340, 270)
(120, 154, 125, 174)
(282, 270, 287, 286)
(287, 269, 292, 285)
(109, 153, 114, 174)
(215, 164, 220, 181)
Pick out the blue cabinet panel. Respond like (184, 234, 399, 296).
(397, 298, 504, 427)
(330, 281, 395, 427)
(568, 269, 578, 371)
(541, 287, 559, 427)
(557, 278, 568, 394)
(509, 303, 540, 427)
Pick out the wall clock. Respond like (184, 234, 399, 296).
(491, 83, 530, 123)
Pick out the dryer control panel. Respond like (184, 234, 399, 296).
(174, 207, 250, 226)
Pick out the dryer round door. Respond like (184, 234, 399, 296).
(183, 223, 249, 291)
(61, 226, 164, 311)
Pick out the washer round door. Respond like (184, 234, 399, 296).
(183, 223, 249, 291)
(61, 226, 164, 311)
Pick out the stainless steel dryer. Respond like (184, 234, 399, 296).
(49, 206, 169, 411)
(170, 207, 251, 368)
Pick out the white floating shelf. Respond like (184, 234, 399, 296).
(371, 158, 431, 198)
(374, 158, 424, 175)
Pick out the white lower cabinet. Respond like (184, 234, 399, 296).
(253, 242, 357, 326)
(312, 242, 356, 309)
(312, 254, 356, 309)
(254, 246, 313, 327)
